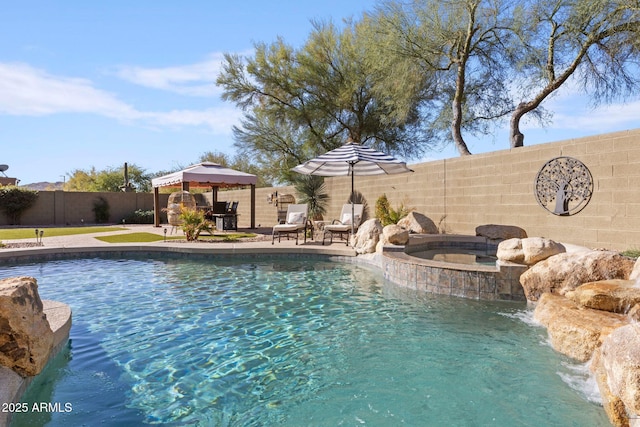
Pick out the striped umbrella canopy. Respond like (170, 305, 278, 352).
(292, 141, 413, 238)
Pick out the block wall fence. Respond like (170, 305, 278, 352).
(243, 128, 640, 251)
(2, 129, 639, 251)
(0, 191, 169, 227)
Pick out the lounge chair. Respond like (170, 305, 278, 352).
(272, 204, 309, 245)
(322, 204, 364, 245)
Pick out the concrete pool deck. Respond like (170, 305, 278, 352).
(0, 224, 358, 260)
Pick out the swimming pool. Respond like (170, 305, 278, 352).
(2, 255, 608, 426)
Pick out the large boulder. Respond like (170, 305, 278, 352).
(475, 224, 527, 241)
(533, 293, 627, 362)
(0, 277, 54, 377)
(597, 324, 640, 423)
(397, 212, 438, 234)
(630, 257, 640, 282)
(382, 224, 410, 246)
(566, 279, 640, 314)
(496, 238, 525, 264)
(520, 251, 635, 301)
(592, 348, 631, 427)
(497, 237, 565, 266)
(352, 218, 383, 254)
(522, 237, 565, 265)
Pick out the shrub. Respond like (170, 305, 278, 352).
(294, 175, 329, 220)
(375, 194, 412, 226)
(122, 209, 154, 224)
(92, 197, 110, 223)
(0, 186, 39, 225)
(621, 248, 640, 259)
(179, 208, 213, 241)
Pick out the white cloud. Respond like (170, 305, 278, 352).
(0, 62, 140, 119)
(0, 62, 241, 133)
(550, 100, 640, 131)
(115, 53, 226, 97)
(142, 107, 242, 133)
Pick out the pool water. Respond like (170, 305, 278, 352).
(2, 256, 608, 426)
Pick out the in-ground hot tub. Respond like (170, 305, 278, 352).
(382, 234, 528, 301)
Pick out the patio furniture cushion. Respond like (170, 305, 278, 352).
(287, 211, 306, 224)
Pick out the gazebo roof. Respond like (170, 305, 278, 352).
(151, 162, 257, 188)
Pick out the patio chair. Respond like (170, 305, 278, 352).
(322, 204, 364, 245)
(272, 204, 309, 245)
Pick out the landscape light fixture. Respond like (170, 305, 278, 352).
(35, 229, 44, 245)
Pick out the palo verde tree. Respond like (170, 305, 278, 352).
(217, 20, 431, 183)
(509, 0, 640, 147)
(370, 0, 516, 156)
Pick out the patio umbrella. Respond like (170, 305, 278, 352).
(292, 141, 413, 237)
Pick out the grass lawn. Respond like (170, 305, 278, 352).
(0, 226, 128, 240)
(95, 232, 180, 243)
(0, 226, 258, 243)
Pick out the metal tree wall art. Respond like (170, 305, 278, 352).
(534, 156, 593, 216)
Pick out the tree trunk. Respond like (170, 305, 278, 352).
(509, 105, 527, 148)
(452, 98, 472, 156)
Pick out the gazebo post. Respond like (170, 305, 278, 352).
(212, 186, 218, 204)
(250, 184, 256, 229)
(153, 186, 160, 227)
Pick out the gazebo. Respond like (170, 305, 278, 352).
(151, 162, 258, 228)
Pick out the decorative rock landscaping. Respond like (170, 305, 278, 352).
(496, 236, 565, 266)
(524, 252, 640, 426)
(519, 250, 635, 301)
(0, 277, 53, 377)
(475, 224, 527, 241)
(0, 277, 72, 427)
(351, 218, 382, 254)
(397, 211, 438, 234)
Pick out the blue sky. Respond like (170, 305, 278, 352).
(1, 1, 639, 185)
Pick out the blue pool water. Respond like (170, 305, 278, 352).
(2, 256, 608, 426)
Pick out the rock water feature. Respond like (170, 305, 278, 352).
(356, 213, 640, 426)
(515, 247, 640, 427)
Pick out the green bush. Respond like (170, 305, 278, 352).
(92, 197, 110, 223)
(375, 194, 412, 226)
(0, 186, 39, 225)
(179, 208, 213, 241)
(122, 209, 154, 224)
(294, 175, 329, 220)
(621, 248, 640, 259)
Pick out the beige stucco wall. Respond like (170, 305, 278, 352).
(0, 191, 168, 226)
(2, 129, 638, 251)
(319, 128, 639, 251)
(227, 128, 639, 251)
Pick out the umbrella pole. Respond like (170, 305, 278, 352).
(350, 163, 355, 239)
